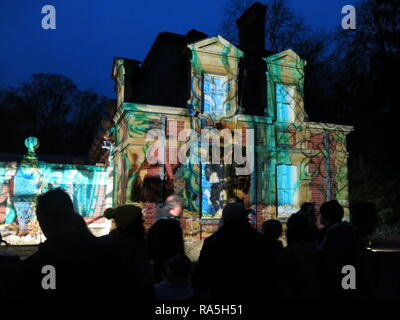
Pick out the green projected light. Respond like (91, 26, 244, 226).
(0, 137, 113, 245)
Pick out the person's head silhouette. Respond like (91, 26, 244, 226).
(220, 202, 248, 227)
(36, 188, 83, 239)
(104, 204, 144, 240)
(286, 213, 315, 245)
(262, 219, 283, 240)
(163, 254, 192, 284)
(319, 200, 344, 226)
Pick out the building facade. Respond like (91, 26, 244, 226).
(106, 4, 353, 235)
(0, 3, 353, 243)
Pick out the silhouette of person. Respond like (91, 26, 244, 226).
(262, 219, 284, 257)
(297, 202, 317, 232)
(318, 200, 364, 299)
(101, 204, 154, 299)
(276, 213, 321, 300)
(155, 253, 194, 300)
(227, 196, 256, 227)
(217, 196, 245, 229)
(16, 188, 124, 297)
(0, 233, 20, 296)
(227, 196, 243, 204)
(146, 195, 185, 283)
(192, 203, 269, 300)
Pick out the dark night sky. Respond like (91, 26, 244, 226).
(0, 0, 355, 98)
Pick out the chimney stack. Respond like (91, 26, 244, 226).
(236, 2, 267, 54)
(237, 2, 268, 116)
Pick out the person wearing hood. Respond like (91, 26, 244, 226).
(146, 195, 185, 284)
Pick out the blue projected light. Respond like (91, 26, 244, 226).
(201, 164, 215, 215)
(276, 83, 295, 122)
(277, 164, 297, 206)
(204, 74, 227, 114)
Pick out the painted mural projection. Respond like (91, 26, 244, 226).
(110, 39, 352, 233)
(274, 84, 300, 217)
(0, 163, 18, 226)
(0, 153, 112, 245)
(265, 52, 352, 220)
(200, 74, 230, 218)
(201, 163, 228, 218)
(42, 164, 112, 219)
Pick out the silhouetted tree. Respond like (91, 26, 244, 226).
(219, 0, 307, 52)
(219, 0, 335, 123)
(219, 0, 400, 229)
(331, 0, 400, 227)
(70, 90, 108, 155)
(0, 73, 108, 156)
(351, 201, 378, 244)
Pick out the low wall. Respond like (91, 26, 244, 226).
(0, 160, 113, 245)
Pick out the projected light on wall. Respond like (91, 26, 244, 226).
(277, 164, 299, 217)
(276, 83, 296, 123)
(0, 137, 113, 245)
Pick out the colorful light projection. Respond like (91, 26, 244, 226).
(186, 36, 244, 218)
(0, 138, 113, 245)
(276, 83, 296, 123)
(203, 74, 230, 116)
(110, 39, 352, 234)
(277, 164, 299, 217)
